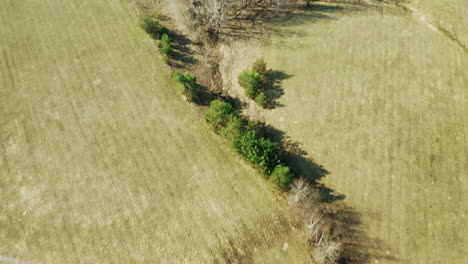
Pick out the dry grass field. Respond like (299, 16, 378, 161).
(233, 1, 467, 263)
(0, 0, 313, 263)
(407, 0, 468, 47)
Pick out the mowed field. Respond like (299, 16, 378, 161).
(252, 1, 467, 264)
(0, 0, 313, 263)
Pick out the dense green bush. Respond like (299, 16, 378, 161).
(255, 92, 268, 107)
(270, 164, 294, 190)
(160, 34, 172, 55)
(171, 71, 199, 102)
(204, 99, 293, 188)
(233, 129, 280, 175)
(238, 70, 261, 98)
(205, 100, 243, 139)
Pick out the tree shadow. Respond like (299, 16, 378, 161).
(263, 70, 293, 109)
(255, 122, 398, 263)
(167, 30, 200, 69)
(322, 204, 400, 264)
(219, 1, 405, 45)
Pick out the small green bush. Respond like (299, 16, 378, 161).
(171, 71, 199, 102)
(234, 129, 280, 175)
(160, 34, 172, 55)
(238, 70, 262, 98)
(205, 100, 239, 131)
(255, 92, 268, 108)
(270, 164, 294, 190)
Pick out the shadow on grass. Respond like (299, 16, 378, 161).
(255, 122, 397, 263)
(220, 1, 404, 45)
(263, 70, 294, 109)
(325, 205, 399, 264)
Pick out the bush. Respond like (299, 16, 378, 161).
(238, 70, 261, 98)
(234, 129, 280, 175)
(252, 58, 268, 81)
(220, 115, 244, 141)
(160, 34, 172, 55)
(139, 16, 162, 38)
(255, 92, 268, 107)
(171, 71, 199, 102)
(205, 100, 239, 131)
(270, 164, 294, 190)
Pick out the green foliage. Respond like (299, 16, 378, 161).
(139, 16, 162, 38)
(234, 129, 280, 175)
(205, 100, 239, 131)
(238, 70, 261, 98)
(255, 92, 268, 108)
(161, 54, 169, 64)
(160, 34, 172, 55)
(220, 115, 244, 141)
(270, 165, 294, 190)
(171, 71, 199, 102)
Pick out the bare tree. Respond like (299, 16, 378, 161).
(302, 201, 342, 264)
(312, 237, 341, 264)
(288, 177, 311, 203)
(182, 0, 282, 39)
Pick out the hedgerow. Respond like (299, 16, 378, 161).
(205, 100, 292, 188)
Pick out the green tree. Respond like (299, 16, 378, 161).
(204, 100, 242, 139)
(234, 129, 280, 175)
(238, 70, 261, 98)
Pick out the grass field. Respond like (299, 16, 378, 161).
(0, 0, 313, 263)
(407, 0, 468, 47)
(248, 1, 467, 263)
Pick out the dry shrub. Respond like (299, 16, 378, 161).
(288, 178, 342, 264)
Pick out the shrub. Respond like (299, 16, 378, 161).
(171, 71, 199, 102)
(255, 92, 268, 107)
(221, 115, 244, 141)
(288, 178, 311, 203)
(160, 34, 172, 55)
(238, 70, 261, 98)
(205, 100, 239, 132)
(139, 16, 162, 38)
(312, 238, 341, 264)
(233, 129, 280, 175)
(252, 58, 268, 80)
(270, 164, 294, 190)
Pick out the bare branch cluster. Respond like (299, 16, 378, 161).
(181, 0, 282, 39)
(288, 178, 342, 264)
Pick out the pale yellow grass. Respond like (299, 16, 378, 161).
(251, 2, 466, 263)
(0, 0, 312, 263)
